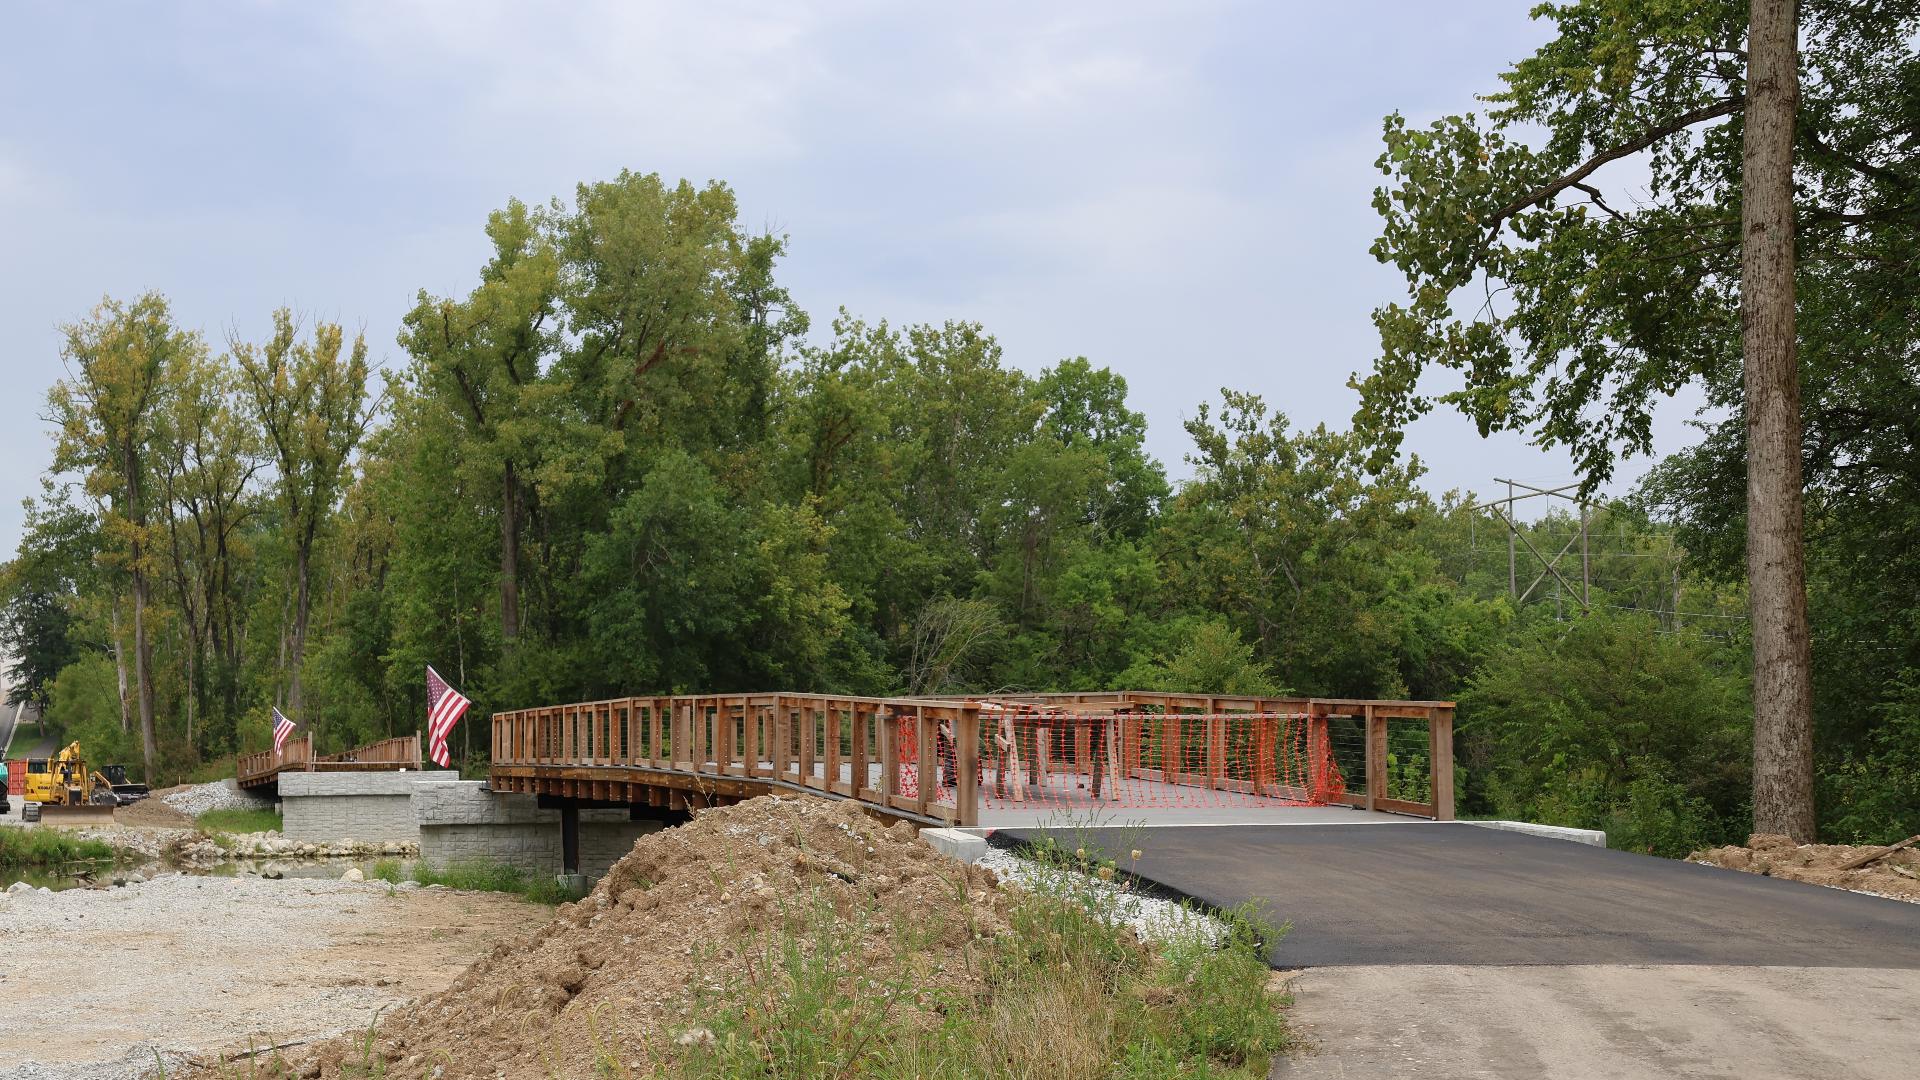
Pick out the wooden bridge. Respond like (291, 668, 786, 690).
(487, 691, 1455, 839)
(236, 733, 424, 790)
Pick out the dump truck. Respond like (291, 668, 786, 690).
(18, 742, 121, 821)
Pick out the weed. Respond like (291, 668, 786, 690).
(0, 826, 116, 870)
(664, 841, 1290, 1079)
(340, 1013, 387, 1080)
(197, 807, 283, 836)
(408, 858, 587, 904)
(368, 857, 405, 884)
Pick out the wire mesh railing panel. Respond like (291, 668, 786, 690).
(1325, 715, 1367, 800)
(1384, 718, 1434, 805)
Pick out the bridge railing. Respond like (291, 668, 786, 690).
(491, 694, 983, 824)
(316, 733, 422, 768)
(237, 734, 315, 784)
(237, 732, 426, 787)
(489, 691, 1454, 825)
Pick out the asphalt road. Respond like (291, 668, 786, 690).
(995, 822, 1920, 969)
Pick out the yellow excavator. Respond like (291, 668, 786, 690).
(18, 742, 124, 822)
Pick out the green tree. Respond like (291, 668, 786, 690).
(1354, 1, 1917, 838)
(399, 198, 561, 645)
(48, 294, 195, 778)
(1460, 611, 1752, 855)
(156, 347, 260, 750)
(232, 310, 374, 722)
(0, 486, 101, 711)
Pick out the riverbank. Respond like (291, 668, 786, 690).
(0, 873, 550, 1076)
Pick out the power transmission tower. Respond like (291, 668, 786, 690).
(1465, 479, 1593, 615)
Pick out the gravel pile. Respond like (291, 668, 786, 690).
(159, 780, 273, 818)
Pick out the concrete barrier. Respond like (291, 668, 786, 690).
(412, 780, 663, 880)
(920, 827, 989, 864)
(1468, 820, 1608, 847)
(278, 770, 457, 843)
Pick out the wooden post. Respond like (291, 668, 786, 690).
(826, 705, 844, 793)
(1207, 714, 1226, 790)
(799, 703, 817, 785)
(1365, 705, 1386, 812)
(1431, 707, 1455, 820)
(851, 705, 871, 798)
(880, 708, 899, 800)
(770, 695, 790, 779)
(915, 713, 935, 816)
(1035, 727, 1051, 792)
(1160, 713, 1180, 783)
(956, 707, 980, 826)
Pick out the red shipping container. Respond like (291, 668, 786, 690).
(5, 759, 24, 798)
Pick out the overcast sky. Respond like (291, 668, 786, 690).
(0, 1, 1709, 554)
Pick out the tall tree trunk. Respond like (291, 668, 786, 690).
(184, 642, 196, 751)
(1742, 0, 1816, 841)
(274, 583, 292, 711)
(500, 461, 520, 641)
(110, 600, 131, 733)
(131, 564, 158, 781)
(289, 548, 311, 723)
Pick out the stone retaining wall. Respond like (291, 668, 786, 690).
(278, 770, 457, 843)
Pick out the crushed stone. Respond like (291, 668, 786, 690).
(1689, 833, 1920, 903)
(0, 1041, 185, 1080)
(159, 780, 273, 818)
(975, 844, 1227, 943)
(0, 872, 546, 1078)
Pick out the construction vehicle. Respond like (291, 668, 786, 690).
(96, 763, 149, 804)
(19, 742, 122, 821)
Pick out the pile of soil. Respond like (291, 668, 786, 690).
(114, 796, 194, 829)
(1689, 833, 1920, 902)
(277, 795, 1015, 1079)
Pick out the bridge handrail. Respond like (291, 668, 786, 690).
(316, 733, 421, 767)
(488, 691, 1456, 825)
(237, 733, 314, 783)
(236, 732, 424, 785)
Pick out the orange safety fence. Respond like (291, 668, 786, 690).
(894, 708, 1346, 810)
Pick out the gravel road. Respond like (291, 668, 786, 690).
(0, 873, 551, 1078)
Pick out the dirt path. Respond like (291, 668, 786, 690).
(1278, 964, 1920, 1079)
(0, 873, 550, 1072)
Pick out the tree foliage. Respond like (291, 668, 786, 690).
(8, 157, 1916, 848)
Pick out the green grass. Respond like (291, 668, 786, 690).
(409, 858, 585, 905)
(368, 857, 406, 884)
(668, 838, 1290, 1079)
(196, 807, 283, 836)
(0, 826, 117, 870)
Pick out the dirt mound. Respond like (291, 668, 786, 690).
(1689, 833, 1920, 902)
(282, 795, 1013, 1079)
(114, 797, 193, 829)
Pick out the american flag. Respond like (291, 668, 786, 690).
(426, 665, 471, 768)
(271, 707, 296, 754)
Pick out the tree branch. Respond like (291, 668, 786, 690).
(1485, 97, 1745, 236)
(1800, 127, 1914, 191)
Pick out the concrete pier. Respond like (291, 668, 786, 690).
(412, 780, 668, 880)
